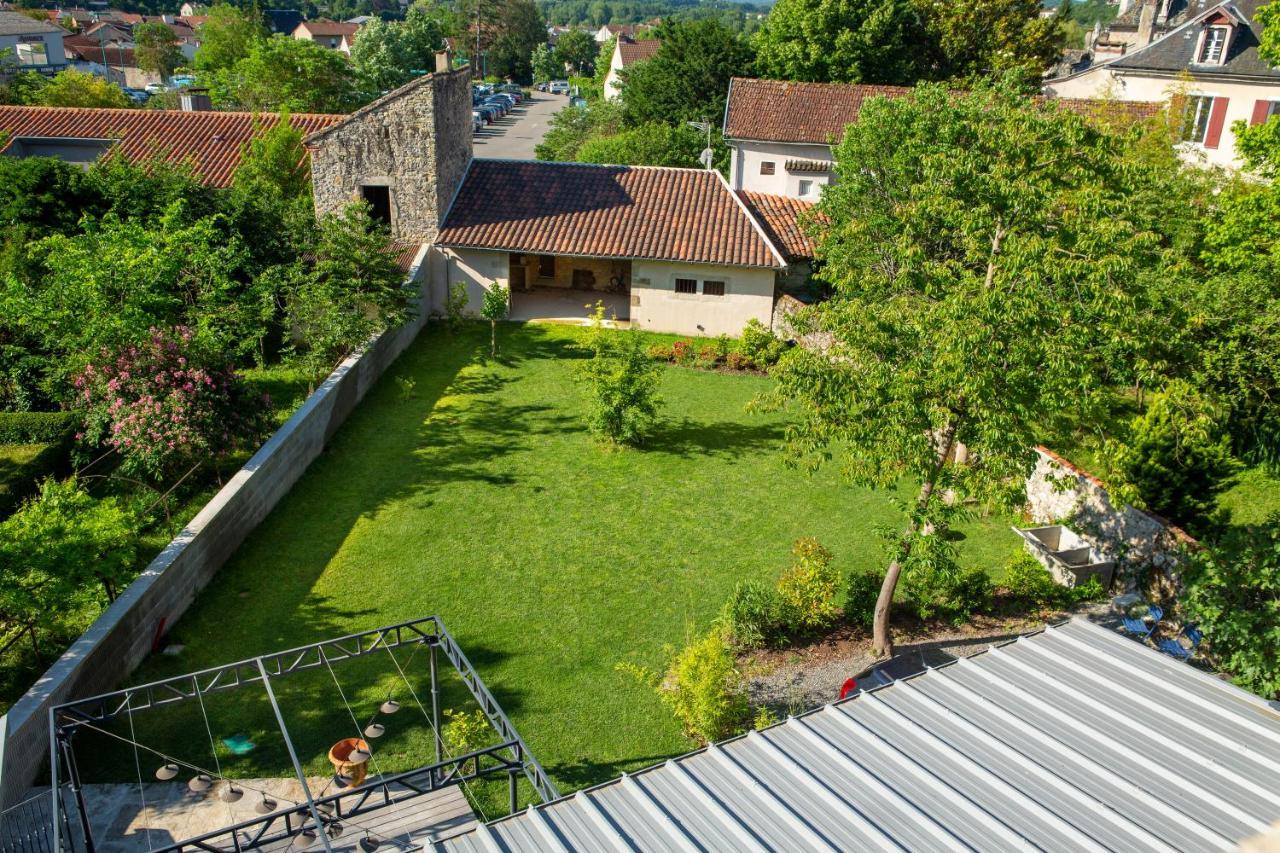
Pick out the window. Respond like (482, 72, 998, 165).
(360, 185, 392, 226)
(538, 255, 556, 278)
(760, 161, 775, 175)
(674, 278, 697, 294)
(1268, 101, 1280, 120)
(702, 280, 725, 297)
(15, 39, 48, 66)
(798, 180, 813, 197)
(1198, 25, 1229, 64)
(1180, 95, 1215, 143)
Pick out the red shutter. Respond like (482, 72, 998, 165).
(1251, 99, 1273, 126)
(1204, 97, 1230, 149)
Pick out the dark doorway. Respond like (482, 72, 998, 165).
(361, 185, 392, 227)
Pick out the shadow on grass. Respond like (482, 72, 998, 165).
(645, 416, 784, 460)
(548, 753, 684, 792)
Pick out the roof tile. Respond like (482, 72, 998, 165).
(736, 191, 819, 260)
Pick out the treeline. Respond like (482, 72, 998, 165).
(538, 0, 769, 28)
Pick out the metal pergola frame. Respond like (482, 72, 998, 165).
(48, 616, 559, 853)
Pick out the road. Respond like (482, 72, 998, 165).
(472, 91, 566, 160)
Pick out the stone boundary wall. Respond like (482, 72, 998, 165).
(1024, 445, 1197, 585)
(0, 248, 430, 808)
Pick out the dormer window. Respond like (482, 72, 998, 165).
(1197, 24, 1230, 64)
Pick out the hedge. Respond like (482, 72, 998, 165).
(0, 441, 72, 515)
(0, 411, 75, 445)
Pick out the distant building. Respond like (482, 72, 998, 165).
(603, 36, 659, 101)
(593, 22, 652, 43)
(263, 8, 304, 35)
(293, 19, 360, 53)
(0, 9, 69, 75)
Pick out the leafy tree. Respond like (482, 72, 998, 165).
(531, 42, 560, 81)
(768, 82, 1164, 656)
(206, 35, 357, 113)
(483, 0, 547, 82)
(0, 66, 50, 105)
(85, 152, 219, 224)
(913, 0, 1066, 85)
(286, 203, 408, 384)
(34, 69, 130, 108)
(1181, 517, 1280, 699)
(620, 19, 753, 126)
(575, 315, 663, 446)
(591, 34, 614, 92)
(0, 157, 101, 237)
(134, 21, 185, 80)
(752, 0, 922, 84)
(0, 477, 137, 616)
(575, 121, 707, 167)
(555, 27, 596, 74)
(194, 4, 264, 72)
(350, 8, 445, 93)
(480, 281, 508, 356)
(535, 96, 624, 160)
(226, 114, 315, 271)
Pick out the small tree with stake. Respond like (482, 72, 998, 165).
(480, 282, 508, 357)
(769, 79, 1166, 658)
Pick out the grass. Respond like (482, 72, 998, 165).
(76, 322, 1021, 807)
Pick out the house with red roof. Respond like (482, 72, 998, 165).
(603, 36, 660, 101)
(292, 19, 361, 53)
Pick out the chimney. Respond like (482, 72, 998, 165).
(179, 88, 212, 111)
(1137, 0, 1157, 46)
(435, 49, 452, 73)
(1118, 0, 1132, 16)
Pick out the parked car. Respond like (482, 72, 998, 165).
(535, 81, 548, 92)
(144, 82, 169, 94)
(549, 80, 570, 95)
(483, 98, 509, 116)
(121, 87, 149, 104)
(477, 104, 500, 122)
(472, 110, 486, 131)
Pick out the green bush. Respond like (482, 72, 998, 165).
(658, 629, 749, 744)
(1002, 551, 1106, 610)
(776, 537, 842, 631)
(717, 580, 784, 649)
(845, 565, 882, 627)
(442, 708, 494, 773)
(1181, 517, 1280, 699)
(900, 531, 991, 623)
(0, 411, 73, 444)
(671, 338, 694, 364)
(646, 342, 675, 362)
(575, 329, 663, 447)
(739, 319, 787, 367)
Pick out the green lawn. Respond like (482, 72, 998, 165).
(79, 322, 1021, 806)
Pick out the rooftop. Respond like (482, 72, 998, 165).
(296, 19, 361, 38)
(440, 617, 1280, 851)
(617, 38, 661, 67)
(436, 160, 785, 269)
(1108, 0, 1280, 79)
(0, 8, 65, 35)
(0, 107, 345, 187)
(736, 191, 818, 260)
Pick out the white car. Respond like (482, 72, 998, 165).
(549, 80, 570, 95)
(144, 82, 169, 95)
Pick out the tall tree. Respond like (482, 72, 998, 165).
(350, 7, 445, 92)
(769, 82, 1165, 656)
(207, 35, 357, 113)
(194, 4, 264, 72)
(555, 27, 596, 75)
(752, 0, 923, 84)
(485, 0, 546, 81)
(31, 69, 130, 107)
(619, 19, 753, 126)
(913, 0, 1066, 85)
(134, 21, 184, 80)
(531, 42, 559, 81)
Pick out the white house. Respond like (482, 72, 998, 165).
(1046, 0, 1280, 168)
(0, 10, 68, 75)
(292, 19, 360, 53)
(603, 37, 659, 101)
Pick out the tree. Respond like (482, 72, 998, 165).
(33, 69, 129, 108)
(485, 0, 547, 81)
(575, 314, 663, 446)
(531, 42, 559, 82)
(591, 34, 614, 91)
(913, 0, 1066, 85)
(350, 8, 444, 93)
(206, 35, 357, 113)
(480, 281, 508, 355)
(752, 0, 922, 84)
(555, 27, 596, 75)
(619, 20, 753, 127)
(194, 4, 264, 72)
(576, 121, 707, 167)
(535, 96, 624, 160)
(134, 21, 184, 80)
(769, 82, 1164, 656)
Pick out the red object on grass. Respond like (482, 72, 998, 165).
(839, 678, 857, 700)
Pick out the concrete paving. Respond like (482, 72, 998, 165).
(471, 92, 567, 161)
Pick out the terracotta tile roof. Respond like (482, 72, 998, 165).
(617, 38, 660, 66)
(65, 41, 136, 66)
(391, 241, 423, 275)
(725, 77, 1163, 144)
(736, 191, 820, 260)
(296, 19, 360, 37)
(437, 160, 784, 269)
(0, 106, 344, 187)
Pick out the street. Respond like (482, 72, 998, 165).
(472, 91, 565, 160)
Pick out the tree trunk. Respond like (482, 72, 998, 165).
(871, 419, 959, 658)
(490, 319, 497, 357)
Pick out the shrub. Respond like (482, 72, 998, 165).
(646, 342, 675, 362)
(0, 411, 73, 444)
(445, 280, 468, 329)
(776, 538, 842, 631)
(671, 338, 694, 364)
(442, 708, 493, 773)
(845, 566, 883, 628)
(725, 351, 752, 372)
(1180, 517, 1280, 699)
(714, 335, 733, 361)
(717, 581, 784, 649)
(1002, 551, 1105, 610)
(739, 319, 787, 367)
(899, 530, 991, 623)
(658, 629, 750, 743)
(575, 331, 663, 446)
(695, 344, 720, 368)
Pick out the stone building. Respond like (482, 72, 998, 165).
(305, 52, 473, 244)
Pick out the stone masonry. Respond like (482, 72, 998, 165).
(306, 53, 473, 243)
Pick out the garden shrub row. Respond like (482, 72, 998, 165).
(647, 319, 790, 373)
(0, 411, 74, 444)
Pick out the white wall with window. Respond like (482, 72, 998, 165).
(0, 27, 67, 73)
(728, 139, 834, 199)
(630, 260, 776, 337)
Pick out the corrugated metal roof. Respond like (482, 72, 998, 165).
(437, 617, 1280, 852)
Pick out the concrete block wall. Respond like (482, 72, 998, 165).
(0, 249, 430, 808)
(1024, 446, 1196, 586)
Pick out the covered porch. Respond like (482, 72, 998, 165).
(506, 253, 631, 326)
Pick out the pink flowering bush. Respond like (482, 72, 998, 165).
(73, 327, 269, 480)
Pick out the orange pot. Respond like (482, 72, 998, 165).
(328, 737, 370, 787)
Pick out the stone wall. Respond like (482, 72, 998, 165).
(307, 58, 473, 243)
(1024, 446, 1196, 586)
(0, 251, 431, 808)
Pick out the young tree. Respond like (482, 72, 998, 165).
(769, 82, 1164, 656)
(620, 20, 753, 127)
(575, 316, 663, 446)
(350, 9, 444, 93)
(535, 96, 624, 160)
(208, 35, 357, 113)
(575, 121, 709, 167)
(134, 21, 185, 80)
(194, 4, 264, 72)
(531, 43, 559, 81)
(34, 69, 130, 108)
(484, 0, 546, 82)
(752, 0, 923, 84)
(555, 27, 596, 75)
(913, 0, 1066, 85)
(480, 281, 508, 356)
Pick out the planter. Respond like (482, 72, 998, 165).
(1014, 524, 1115, 589)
